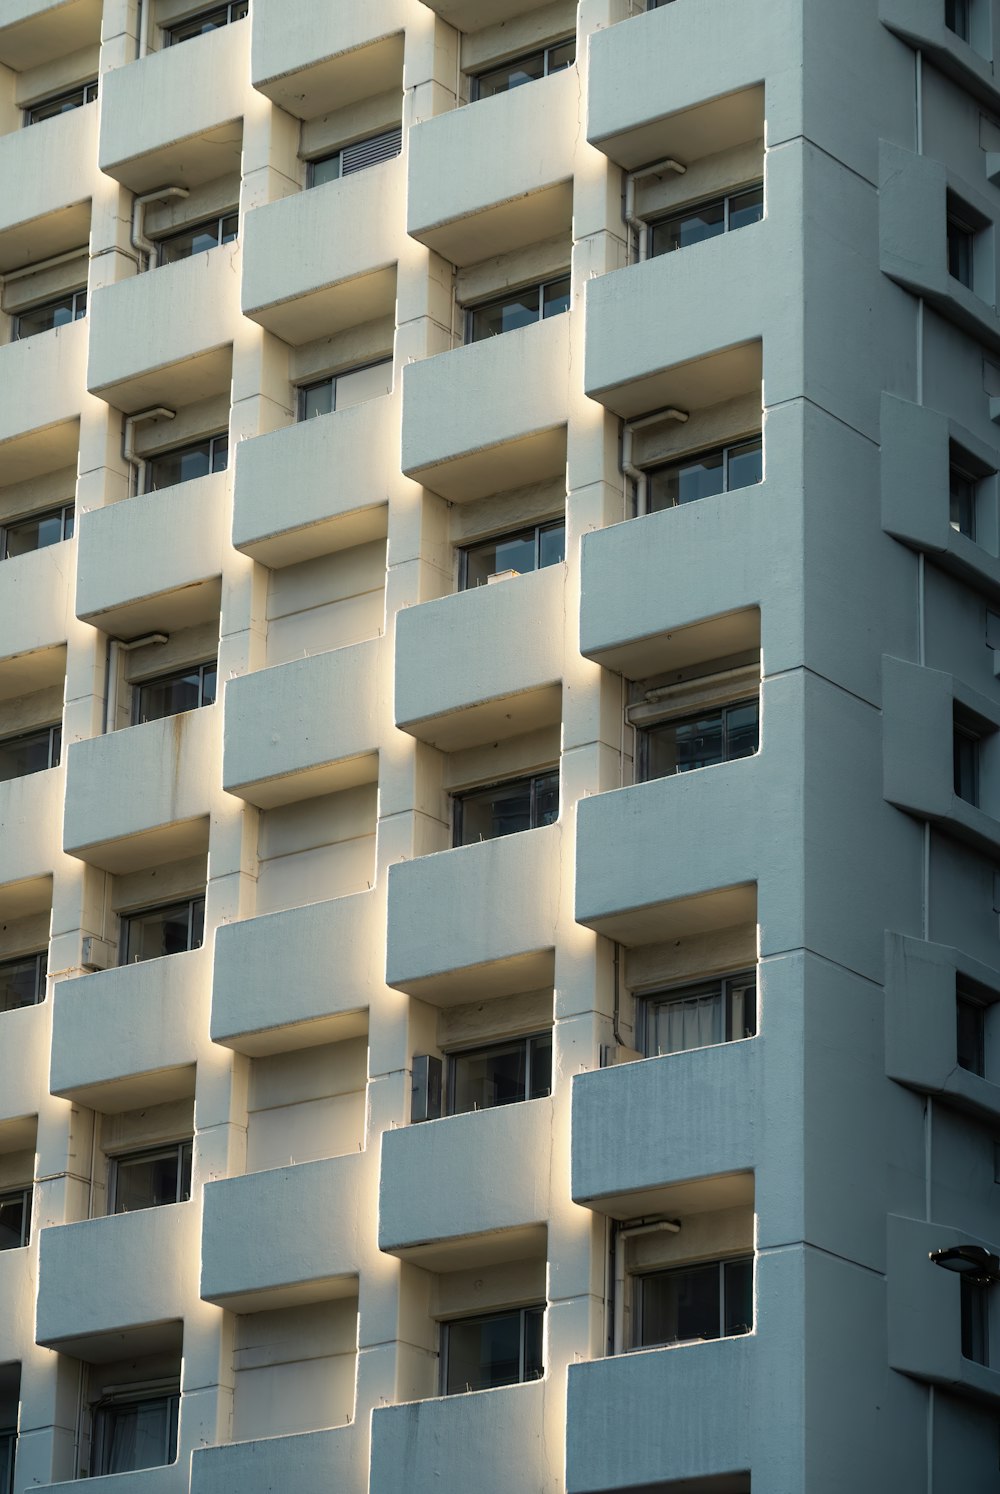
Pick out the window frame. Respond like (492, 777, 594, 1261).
(961, 1275, 989, 1364)
(0, 1186, 32, 1251)
(120, 895, 206, 966)
(0, 950, 47, 1014)
(640, 970, 757, 1059)
(109, 1139, 193, 1215)
(646, 181, 764, 260)
(91, 1385, 180, 1476)
(946, 0, 972, 42)
(12, 288, 87, 342)
(458, 518, 566, 589)
(635, 694, 760, 782)
(131, 661, 217, 726)
(1, 504, 74, 561)
(24, 79, 98, 125)
(453, 769, 559, 847)
(953, 719, 981, 805)
(464, 273, 571, 344)
(632, 1253, 754, 1351)
(296, 356, 394, 421)
(445, 1030, 553, 1116)
(949, 455, 979, 540)
(306, 127, 403, 188)
(165, 1, 248, 45)
(0, 723, 62, 782)
(957, 986, 987, 1077)
(0, 1428, 14, 1494)
(641, 435, 763, 516)
(439, 1304, 545, 1395)
(947, 200, 978, 289)
(155, 212, 238, 266)
(470, 37, 576, 101)
(145, 433, 228, 492)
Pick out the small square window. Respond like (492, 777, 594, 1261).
(441, 1306, 544, 1394)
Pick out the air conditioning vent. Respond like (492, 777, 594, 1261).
(342, 127, 402, 176)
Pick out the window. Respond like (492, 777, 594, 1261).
(157, 213, 237, 266)
(961, 1276, 989, 1363)
(0, 952, 46, 1014)
(648, 184, 763, 259)
(946, 0, 971, 41)
(298, 358, 393, 420)
(111, 1140, 192, 1214)
(146, 434, 227, 491)
(645, 438, 762, 513)
(166, 1, 247, 44)
(441, 1306, 544, 1394)
(121, 896, 205, 964)
(466, 275, 571, 343)
(454, 771, 559, 846)
(635, 1256, 753, 1348)
(0, 1429, 14, 1494)
(25, 80, 97, 125)
(0, 1188, 31, 1251)
(947, 205, 975, 287)
(643, 972, 756, 1058)
(92, 1389, 179, 1475)
(0, 724, 61, 782)
(953, 720, 980, 805)
(957, 987, 986, 1076)
(1, 505, 74, 560)
(133, 662, 216, 725)
(638, 698, 759, 780)
(950, 458, 977, 539)
(13, 289, 86, 341)
(308, 128, 402, 188)
(460, 520, 565, 589)
(472, 38, 575, 100)
(447, 1033, 552, 1115)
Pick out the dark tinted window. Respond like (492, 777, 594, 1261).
(443, 1306, 544, 1394)
(2, 506, 73, 559)
(15, 290, 86, 340)
(647, 438, 762, 512)
(134, 664, 216, 725)
(449, 1033, 552, 1115)
(0, 1190, 31, 1251)
(641, 700, 758, 780)
(147, 436, 227, 490)
(113, 1141, 193, 1213)
(122, 898, 205, 964)
(0, 726, 60, 782)
(455, 772, 559, 845)
(0, 952, 46, 1013)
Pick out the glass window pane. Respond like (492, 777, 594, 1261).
(0, 729, 55, 782)
(948, 216, 974, 286)
(957, 994, 986, 1076)
(648, 450, 725, 511)
(16, 294, 81, 339)
(650, 198, 725, 257)
(310, 153, 341, 187)
(726, 438, 763, 491)
(954, 727, 979, 803)
(100, 1397, 176, 1473)
(728, 185, 764, 230)
(946, 0, 971, 41)
(446, 1312, 522, 1394)
(148, 441, 212, 490)
(640, 1263, 720, 1347)
(523, 1306, 544, 1378)
(727, 979, 757, 1040)
(529, 1033, 552, 1099)
(723, 1258, 754, 1336)
(28, 86, 90, 122)
(469, 287, 540, 341)
(476, 51, 545, 99)
(220, 213, 238, 243)
(961, 1276, 989, 1363)
(451, 1043, 528, 1115)
(650, 989, 723, 1056)
(950, 466, 977, 538)
(542, 276, 571, 318)
(190, 897, 205, 951)
(124, 902, 198, 963)
(159, 221, 221, 263)
(546, 39, 576, 72)
(3, 508, 68, 558)
(0, 1192, 28, 1251)
(725, 701, 760, 760)
(533, 772, 559, 827)
(114, 1151, 182, 1213)
(0, 954, 44, 1013)
(201, 665, 217, 707)
(211, 438, 228, 473)
(457, 779, 533, 844)
(301, 380, 335, 420)
(335, 360, 393, 410)
(492, 533, 537, 575)
(64, 507, 75, 540)
(538, 522, 566, 567)
(136, 670, 203, 724)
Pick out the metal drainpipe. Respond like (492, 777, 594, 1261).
(624, 157, 686, 264)
(123, 406, 175, 499)
(622, 406, 689, 515)
(131, 186, 189, 271)
(105, 632, 169, 736)
(613, 1219, 682, 1353)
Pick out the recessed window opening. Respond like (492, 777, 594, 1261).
(91, 1386, 179, 1475)
(947, 201, 976, 288)
(0, 951, 47, 1014)
(13, 289, 86, 341)
(638, 698, 759, 780)
(447, 1032, 552, 1115)
(166, 1, 247, 45)
(643, 972, 757, 1058)
(957, 985, 987, 1076)
(157, 213, 237, 266)
(460, 520, 565, 588)
(25, 80, 98, 125)
(146, 434, 227, 491)
(645, 438, 762, 514)
(1, 505, 74, 560)
(297, 358, 393, 420)
(648, 184, 763, 258)
(961, 1276, 989, 1363)
(453, 771, 559, 846)
(133, 662, 216, 725)
(949, 455, 978, 540)
(635, 1256, 753, 1349)
(308, 128, 402, 188)
(0, 1425, 15, 1494)
(121, 896, 205, 964)
(465, 275, 570, 343)
(0, 724, 61, 782)
(0, 1188, 31, 1251)
(946, 0, 972, 42)
(472, 38, 575, 100)
(111, 1140, 192, 1214)
(440, 1305, 544, 1394)
(953, 715, 981, 805)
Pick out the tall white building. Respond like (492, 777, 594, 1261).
(0, 0, 999, 1489)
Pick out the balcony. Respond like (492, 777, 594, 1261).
(0, 106, 96, 266)
(0, 765, 62, 888)
(0, 985, 48, 1123)
(212, 891, 376, 1056)
(63, 707, 218, 873)
(401, 314, 569, 501)
(192, 1426, 360, 1494)
(879, 0, 1000, 110)
(0, 0, 102, 71)
(49, 947, 207, 1111)
(386, 823, 560, 1002)
(36, 1201, 196, 1354)
(75, 470, 228, 635)
(200, 1154, 364, 1311)
(241, 159, 401, 344)
(0, 317, 86, 454)
(413, 0, 549, 32)
(379, 1098, 551, 1266)
(233, 394, 393, 567)
(395, 565, 564, 750)
(587, 0, 769, 170)
(87, 247, 240, 413)
(251, 1, 406, 119)
(0, 544, 73, 688)
(223, 640, 381, 808)
(0, 1246, 30, 1359)
(98, 19, 249, 192)
(407, 70, 575, 265)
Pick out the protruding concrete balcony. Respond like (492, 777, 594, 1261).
(401, 315, 569, 501)
(0, 988, 48, 1124)
(0, 318, 86, 453)
(0, 105, 96, 266)
(191, 1426, 361, 1494)
(0, 1245, 31, 1362)
(394, 565, 564, 750)
(407, 70, 575, 265)
(36, 1201, 196, 1355)
(251, 0, 406, 119)
(379, 1098, 551, 1267)
(63, 707, 218, 874)
(587, 0, 769, 170)
(386, 823, 561, 1002)
(572, 1047, 757, 1219)
(233, 395, 393, 567)
(0, 0, 102, 71)
(371, 1382, 556, 1494)
(98, 19, 249, 192)
(0, 544, 73, 688)
(76, 471, 228, 636)
(201, 1155, 364, 1311)
(241, 160, 401, 344)
(50, 947, 207, 1111)
(87, 247, 240, 413)
(0, 767, 63, 888)
(413, 0, 550, 33)
(223, 640, 381, 808)
(212, 892, 375, 1056)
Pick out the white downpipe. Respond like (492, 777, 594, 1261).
(123, 406, 175, 498)
(624, 157, 686, 264)
(622, 406, 689, 515)
(613, 1219, 682, 1353)
(131, 186, 189, 271)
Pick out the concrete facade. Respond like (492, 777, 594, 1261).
(0, 0, 997, 1490)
